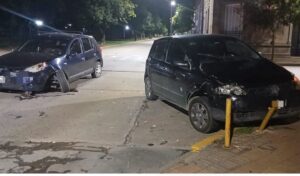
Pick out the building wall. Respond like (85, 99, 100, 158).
(193, 0, 293, 57)
(193, 0, 203, 34)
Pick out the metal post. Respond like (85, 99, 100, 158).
(258, 101, 278, 131)
(123, 28, 126, 39)
(224, 98, 232, 148)
(170, 5, 173, 36)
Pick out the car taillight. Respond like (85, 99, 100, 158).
(294, 76, 300, 84)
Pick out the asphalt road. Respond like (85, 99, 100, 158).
(0, 40, 205, 173)
(0, 41, 299, 173)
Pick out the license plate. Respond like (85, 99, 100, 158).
(277, 100, 286, 109)
(0, 76, 5, 84)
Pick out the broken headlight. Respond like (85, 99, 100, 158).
(24, 62, 47, 73)
(215, 84, 247, 96)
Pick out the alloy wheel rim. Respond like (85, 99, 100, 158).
(95, 62, 102, 76)
(146, 79, 152, 97)
(190, 103, 209, 129)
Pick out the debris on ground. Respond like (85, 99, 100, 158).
(17, 92, 37, 101)
(160, 140, 168, 146)
(15, 116, 22, 119)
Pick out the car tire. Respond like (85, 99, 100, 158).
(56, 70, 70, 93)
(188, 97, 220, 133)
(145, 77, 158, 101)
(91, 61, 102, 78)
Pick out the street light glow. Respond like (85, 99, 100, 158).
(35, 20, 43, 27)
(171, 1, 176, 6)
(125, 25, 130, 30)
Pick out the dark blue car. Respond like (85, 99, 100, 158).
(0, 32, 103, 93)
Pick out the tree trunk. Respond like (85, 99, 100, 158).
(271, 29, 276, 61)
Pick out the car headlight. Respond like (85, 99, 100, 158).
(215, 84, 247, 96)
(24, 62, 47, 73)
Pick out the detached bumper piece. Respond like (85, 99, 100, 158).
(211, 90, 300, 122)
(0, 68, 51, 92)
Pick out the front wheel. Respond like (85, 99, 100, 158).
(188, 97, 220, 133)
(55, 70, 70, 93)
(145, 77, 158, 101)
(91, 61, 102, 78)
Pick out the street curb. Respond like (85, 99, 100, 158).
(100, 38, 155, 49)
(160, 130, 224, 173)
(277, 63, 300, 67)
(191, 130, 224, 152)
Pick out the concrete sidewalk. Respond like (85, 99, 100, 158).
(162, 119, 300, 173)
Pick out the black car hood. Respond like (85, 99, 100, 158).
(199, 59, 293, 87)
(0, 52, 54, 68)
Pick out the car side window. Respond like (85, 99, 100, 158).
(167, 40, 186, 64)
(82, 38, 92, 51)
(225, 40, 260, 59)
(152, 40, 169, 61)
(70, 40, 82, 55)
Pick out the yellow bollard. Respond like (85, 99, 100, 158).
(224, 98, 232, 148)
(258, 101, 278, 131)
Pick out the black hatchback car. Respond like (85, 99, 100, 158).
(144, 35, 300, 133)
(0, 32, 103, 93)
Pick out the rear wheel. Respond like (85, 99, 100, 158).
(145, 77, 158, 101)
(91, 61, 102, 78)
(188, 97, 219, 133)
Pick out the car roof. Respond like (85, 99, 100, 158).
(34, 32, 93, 40)
(156, 34, 238, 41)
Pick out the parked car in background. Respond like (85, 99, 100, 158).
(0, 32, 103, 93)
(144, 35, 300, 133)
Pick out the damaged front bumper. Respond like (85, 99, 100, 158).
(0, 67, 53, 92)
(210, 90, 300, 123)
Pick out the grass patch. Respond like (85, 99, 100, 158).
(0, 39, 19, 50)
(234, 127, 255, 134)
(100, 39, 136, 47)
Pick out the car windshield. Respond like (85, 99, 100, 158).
(182, 37, 261, 63)
(18, 38, 69, 57)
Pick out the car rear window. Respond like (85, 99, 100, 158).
(182, 38, 261, 62)
(150, 40, 169, 61)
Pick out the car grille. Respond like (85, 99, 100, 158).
(247, 82, 292, 97)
